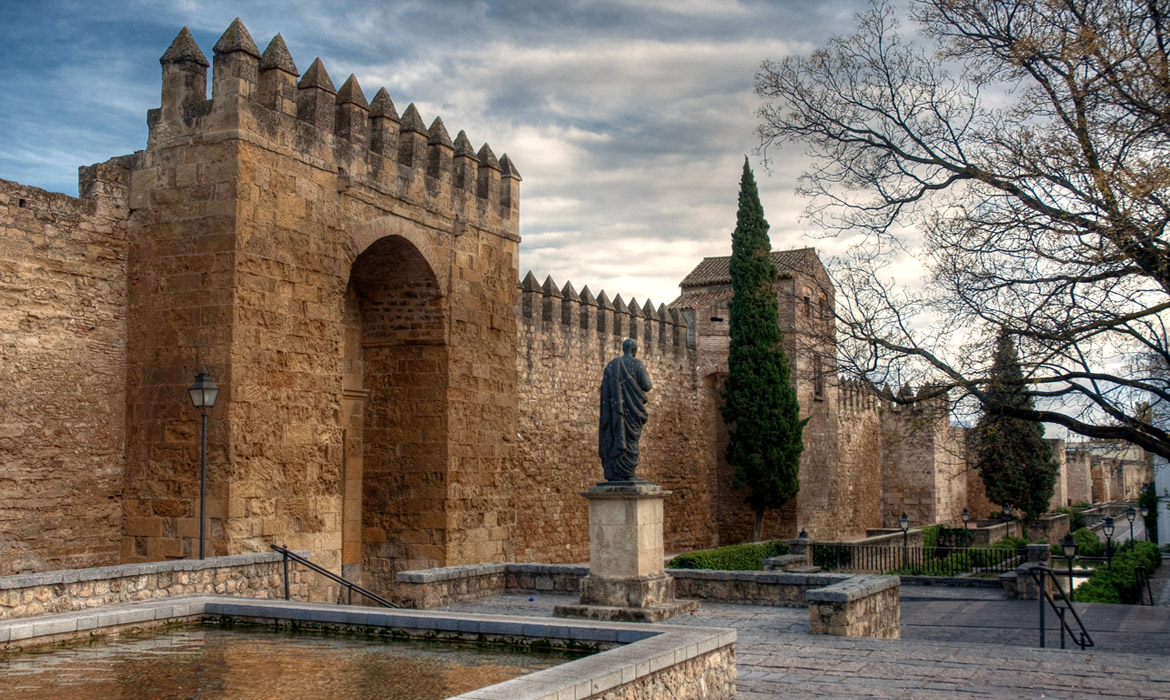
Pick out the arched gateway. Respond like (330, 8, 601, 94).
(114, 21, 521, 596)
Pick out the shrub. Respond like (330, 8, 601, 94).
(1071, 528, 1102, 557)
(1055, 505, 1087, 531)
(1072, 541, 1161, 604)
(667, 540, 790, 571)
(921, 524, 942, 557)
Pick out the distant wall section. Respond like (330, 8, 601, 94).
(0, 163, 130, 572)
(511, 275, 717, 562)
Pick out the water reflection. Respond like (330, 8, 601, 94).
(0, 625, 582, 699)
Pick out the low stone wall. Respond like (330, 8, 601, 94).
(970, 520, 1021, 545)
(1023, 514, 1070, 543)
(0, 553, 309, 620)
(392, 562, 588, 608)
(670, 570, 853, 608)
(806, 574, 901, 639)
(763, 554, 810, 571)
(396, 562, 900, 639)
(0, 595, 736, 700)
(860, 529, 926, 548)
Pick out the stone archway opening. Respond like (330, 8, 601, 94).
(343, 234, 448, 593)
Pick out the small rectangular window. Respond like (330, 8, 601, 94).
(813, 354, 824, 400)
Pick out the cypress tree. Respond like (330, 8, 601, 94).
(722, 158, 807, 541)
(974, 330, 1058, 523)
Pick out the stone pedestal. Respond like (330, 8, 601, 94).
(554, 480, 697, 622)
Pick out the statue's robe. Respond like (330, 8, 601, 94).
(598, 354, 653, 481)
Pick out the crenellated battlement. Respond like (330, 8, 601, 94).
(517, 271, 693, 354)
(837, 377, 881, 413)
(146, 19, 519, 237)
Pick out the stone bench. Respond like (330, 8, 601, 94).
(806, 574, 900, 639)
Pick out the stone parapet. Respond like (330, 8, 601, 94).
(763, 554, 811, 571)
(0, 553, 310, 620)
(806, 574, 901, 638)
(393, 562, 587, 608)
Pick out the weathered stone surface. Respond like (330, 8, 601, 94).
(807, 578, 900, 639)
(0, 553, 308, 619)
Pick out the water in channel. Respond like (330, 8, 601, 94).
(0, 624, 585, 699)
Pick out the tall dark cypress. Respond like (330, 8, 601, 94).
(722, 158, 806, 541)
(974, 330, 1058, 523)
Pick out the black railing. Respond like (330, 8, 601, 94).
(271, 544, 399, 608)
(1137, 565, 1154, 606)
(812, 543, 1026, 576)
(1026, 566, 1093, 650)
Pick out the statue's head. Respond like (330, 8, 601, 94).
(622, 338, 638, 356)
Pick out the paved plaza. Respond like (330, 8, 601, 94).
(446, 578, 1170, 699)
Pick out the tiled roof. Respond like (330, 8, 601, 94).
(678, 247, 818, 288)
(668, 288, 732, 310)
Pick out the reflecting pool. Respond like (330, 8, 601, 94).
(0, 624, 584, 699)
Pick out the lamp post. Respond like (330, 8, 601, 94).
(188, 368, 220, 560)
(1102, 516, 1114, 569)
(1125, 505, 1136, 545)
(1140, 503, 1150, 542)
(1060, 532, 1078, 597)
(899, 512, 910, 567)
(961, 508, 971, 546)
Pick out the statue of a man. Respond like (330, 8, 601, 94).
(598, 338, 653, 481)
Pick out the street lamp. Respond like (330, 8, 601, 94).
(1140, 503, 1150, 542)
(188, 368, 220, 560)
(961, 508, 971, 546)
(899, 512, 910, 567)
(1125, 505, 1136, 545)
(1102, 516, 1115, 568)
(1060, 532, 1078, 597)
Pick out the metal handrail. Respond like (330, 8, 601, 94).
(1027, 565, 1093, 650)
(270, 544, 399, 608)
(1136, 565, 1154, 606)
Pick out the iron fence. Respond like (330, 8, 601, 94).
(812, 542, 1027, 576)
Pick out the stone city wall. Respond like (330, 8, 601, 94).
(836, 381, 885, 534)
(512, 274, 718, 563)
(0, 552, 308, 620)
(116, 21, 523, 595)
(0, 165, 130, 574)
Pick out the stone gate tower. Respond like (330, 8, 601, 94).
(121, 20, 521, 592)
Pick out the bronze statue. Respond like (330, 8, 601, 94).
(598, 338, 653, 481)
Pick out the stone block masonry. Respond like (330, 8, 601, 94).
(0, 165, 130, 574)
(0, 552, 308, 620)
(806, 574, 900, 638)
(512, 273, 718, 563)
(113, 19, 522, 593)
(0, 16, 1044, 592)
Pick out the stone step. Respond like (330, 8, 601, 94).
(788, 565, 822, 573)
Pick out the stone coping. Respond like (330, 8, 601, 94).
(804, 574, 900, 603)
(668, 569, 852, 587)
(897, 575, 1001, 588)
(0, 595, 735, 700)
(0, 551, 311, 590)
(762, 554, 809, 570)
(397, 562, 588, 584)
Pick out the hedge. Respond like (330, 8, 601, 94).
(667, 540, 790, 570)
(1072, 541, 1162, 604)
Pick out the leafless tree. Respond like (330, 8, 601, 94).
(757, 0, 1170, 459)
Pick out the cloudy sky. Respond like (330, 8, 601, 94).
(0, 0, 869, 306)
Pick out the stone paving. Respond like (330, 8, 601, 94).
(446, 590, 1170, 698)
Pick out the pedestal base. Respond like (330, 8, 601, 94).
(555, 480, 699, 623)
(554, 598, 698, 623)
